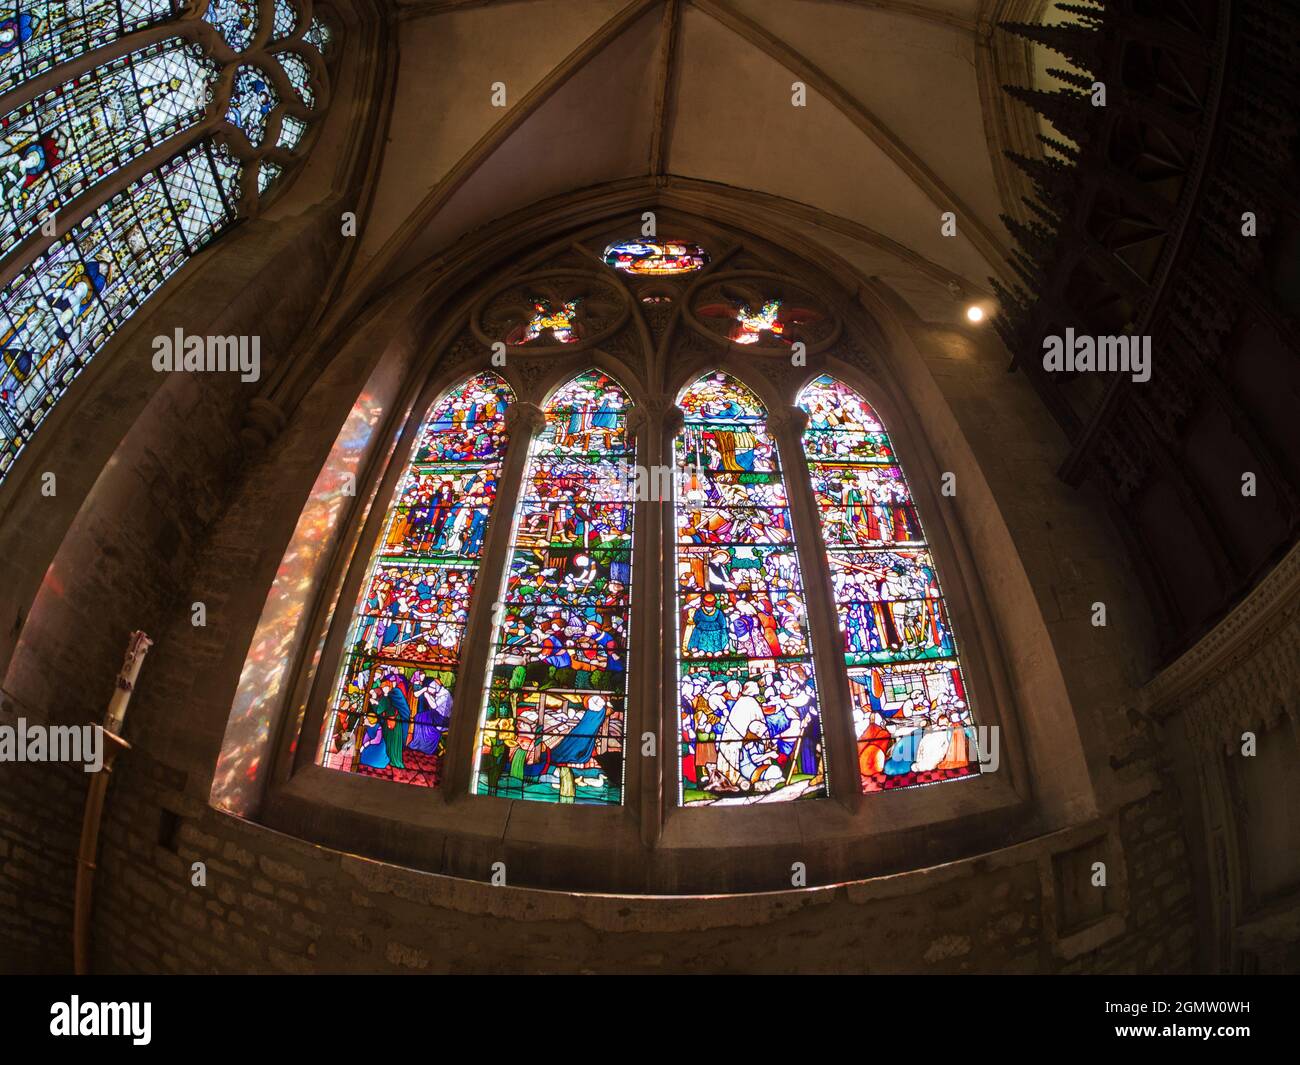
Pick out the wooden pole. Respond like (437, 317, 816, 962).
(73, 630, 152, 976)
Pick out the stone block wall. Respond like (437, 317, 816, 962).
(0, 747, 1189, 975)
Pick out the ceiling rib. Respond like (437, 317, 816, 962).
(649, 0, 682, 178)
(691, 0, 1012, 282)
(328, 0, 661, 330)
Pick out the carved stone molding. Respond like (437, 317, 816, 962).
(239, 396, 289, 452)
(504, 400, 546, 436)
(767, 404, 811, 438)
(1141, 540, 1300, 750)
(662, 403, 686, 438)
(437, 327, 489, 375)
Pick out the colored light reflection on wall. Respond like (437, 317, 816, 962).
(211, 388, 388, 815)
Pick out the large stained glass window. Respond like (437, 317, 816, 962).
(0, 38, 216, 254)
(473, 370, 634, 805)
(319, 373, 513, 788)
(675, 371, 826, 806)
(0, 2, 331, 487)
(0, 0, 180, 95)
(0, 140, 238, 475)
(798, 375, 979, 792)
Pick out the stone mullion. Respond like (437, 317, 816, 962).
(624, 404, 662, 843)
(441, 400, 543, 801)
(654, 405, 686, 825)
(770, 405, 861, 813)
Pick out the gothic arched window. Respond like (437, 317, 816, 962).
(320, 371, 514, 788)
(473, 369, 634, 805)
(0, 1, 331, 483)
(675, 371, 827, 806)
(797, 374, 980, 792)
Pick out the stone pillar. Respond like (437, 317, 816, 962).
(630, 401, 681, 841)
(769, 403, 861, 813)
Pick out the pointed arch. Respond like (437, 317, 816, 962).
(674, 370, 827, 806)
(318, 371, 514, 788)
(796, 374, 980, 792)
(472, 368, 635, 805)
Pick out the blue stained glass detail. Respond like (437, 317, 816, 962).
(225, 65, 278, 147)
(203, 0, 258, 52)
(0, 141, 239, 480)
(0, 0, 179, 96)
(0, 38, 215, 255)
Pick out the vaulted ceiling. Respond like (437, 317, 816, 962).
(345, 0, 1045, 323)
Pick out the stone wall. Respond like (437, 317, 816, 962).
(67, 750, 1192, 974)
(0, 712, 84, 974)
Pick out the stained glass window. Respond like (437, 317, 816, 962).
(276, 114, 307, 153)
(272, 50, 313, 108)
(508, 298, 580, 345)
(225, 65, 277, 147)
(675, 372, 826, 805)
(603, 239, 709, 275)
(271, 0, 298, 41)
(0, 0, 179, 96)
(473, 370, 634, 805)
(303, 16, 331, 55)
(697, 297, 825, 346)
(0, 140, 238, 475)
(203, 0, 258, 52)
(0, 0, 329, 489)
(319, 372, 514, 788)
(733, 300, 784, 344)
(0, 38, 216, 254)
(797, 375, 980, 792)
(256, 159, 282, 193)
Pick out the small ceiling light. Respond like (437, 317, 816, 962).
(966, 304, 985, 323)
